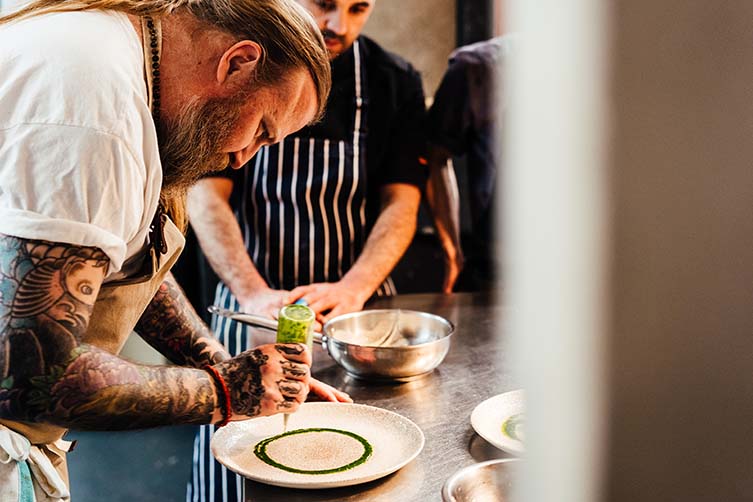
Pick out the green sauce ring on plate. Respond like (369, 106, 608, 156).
(253, 427, 373, 475)
(277, 304, 315, 351)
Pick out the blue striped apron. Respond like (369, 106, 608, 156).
(187, 40, 395, 502)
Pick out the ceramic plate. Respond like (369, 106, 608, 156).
(211, 402, 425, 489)
(470, 389, 525, 455)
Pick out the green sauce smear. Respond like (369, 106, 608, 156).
(502, 413, 524, 441)
(254, 427, 373, 475)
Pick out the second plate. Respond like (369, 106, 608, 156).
(470, 389, 525, 455)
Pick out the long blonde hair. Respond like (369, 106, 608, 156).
(2, 0, 331, 232)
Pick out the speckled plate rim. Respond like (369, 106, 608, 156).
(470, 389, 525, 455)
(211, 402, 425, 489)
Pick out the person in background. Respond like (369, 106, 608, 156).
(426, 35, 516, 292)
(186, 0, 427, 499)
(0, 1, 349, 499)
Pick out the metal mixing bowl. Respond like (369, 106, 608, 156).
(441, 458, 520, 502)
(321, 309, 454, 382)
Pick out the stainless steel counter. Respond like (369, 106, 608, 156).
(244, 292, 518, 502)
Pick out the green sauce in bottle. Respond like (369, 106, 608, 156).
(277, 304, 315, 351)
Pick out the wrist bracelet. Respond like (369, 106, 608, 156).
(203, 365, 232, 427)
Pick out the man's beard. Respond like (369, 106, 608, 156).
(156, 93, 245, 197)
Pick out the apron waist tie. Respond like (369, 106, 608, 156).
(0, 424, 71, 501)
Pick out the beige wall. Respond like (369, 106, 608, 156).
(362, 0, 456, 97)
(607, 1, 753, 500)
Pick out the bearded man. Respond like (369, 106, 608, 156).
(0, 1, 350, 500)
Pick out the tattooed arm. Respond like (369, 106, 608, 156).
(135, 273, 230, 367)
(0, 236, 310, 430)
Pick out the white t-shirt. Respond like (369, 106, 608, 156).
(0, 10, 163, 279)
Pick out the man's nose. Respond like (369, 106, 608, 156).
(325, 10, 348, 36)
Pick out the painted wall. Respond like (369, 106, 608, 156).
(362, 0, 456, 97)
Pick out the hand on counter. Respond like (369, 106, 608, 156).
(212, 343, 311, 422)
(309, 378, 353, 403)
(286, 281, 369, 325)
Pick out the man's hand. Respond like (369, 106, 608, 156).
(214, 343, 311, 421)
(239, 287, 290, 320)
(286, 281, 370, 324)
(309, 378, 353, 403)
(290, 183, 420, 325)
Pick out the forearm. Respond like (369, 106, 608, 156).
(426, 157, 462, 260)
(135, 272, 229, 367)
(187, 180, 268, 303)
(340, 184, 420, 297)
(15, 343, 218, 430)
(0, 235, 222, 429)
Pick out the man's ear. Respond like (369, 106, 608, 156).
(216, 40, 262, 87)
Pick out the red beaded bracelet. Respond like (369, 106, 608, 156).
(203, 365, 232, 427)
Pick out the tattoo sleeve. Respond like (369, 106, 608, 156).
(135, 273, 230, 367)
(0, 235, 217, 430)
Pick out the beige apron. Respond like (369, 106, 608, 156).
(0, 16, 177, 499)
